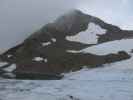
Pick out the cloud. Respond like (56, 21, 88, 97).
(77, 0, 133, 30)
(0, 0, 133, 52)
(0, 0, 77, 52)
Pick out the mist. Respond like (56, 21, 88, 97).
(0, 0, 133, 53)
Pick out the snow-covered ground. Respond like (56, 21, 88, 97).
(0, 54, 133, 100)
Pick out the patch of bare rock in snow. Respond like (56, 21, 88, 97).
(66, 22, 107, 44)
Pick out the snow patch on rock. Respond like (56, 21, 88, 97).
(33, 57, 48, 63)
(66, 22, 107, 44)
(0, 62, 8, 68)
(7, 54, 13, 58)
(42, 41, 51, 47)
(3, 64, 16, 72)
(33, 57, 44, 62)
(44, 58, 48, 63)
(51, 38, 56, 43)
(66, 50, 81, 53)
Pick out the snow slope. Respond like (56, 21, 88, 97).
(81, 39, 133, 55)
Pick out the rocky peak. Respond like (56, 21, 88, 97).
(50, 9, 90, 36)
(0, 9, 133, 79)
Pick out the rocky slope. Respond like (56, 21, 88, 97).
(0, 9, 133, 79)
(0, 52, 133, 100)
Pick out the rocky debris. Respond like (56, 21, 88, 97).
(105, 51, 131, 63)
(97, 29, 133, 43)
(0, 9, 133, 79)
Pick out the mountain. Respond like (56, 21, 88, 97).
(0, 9, 133, 79)
(0, 41, 133, 100)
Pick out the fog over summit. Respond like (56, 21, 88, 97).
(0, 0, 133, 52)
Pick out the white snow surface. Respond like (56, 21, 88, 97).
(66, 50, 81, 53)
(66, 22, 107, 44)
(81, 39, 133, 55)
(33, 57, 48, 63)
(42, 41, 51, 47)
(44, 58, 48, 63)
(33, 57, 44, 62)
(51, 38, 56, 43)
(0, 62, 8, 68)
(7, 55, 13, 58)
(3, 64, 16, 72)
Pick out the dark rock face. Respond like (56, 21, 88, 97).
(14, 51, 130, 73)
(105, 51, 131, 63)
(98, 30, 133, 43)
(0, 9, 133, 79)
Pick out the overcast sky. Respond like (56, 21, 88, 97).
(0, 0, 133, 52)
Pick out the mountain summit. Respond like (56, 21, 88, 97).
(0, 9, 132, 79)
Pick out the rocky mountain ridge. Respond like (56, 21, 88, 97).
(0, 9, 133, 79)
